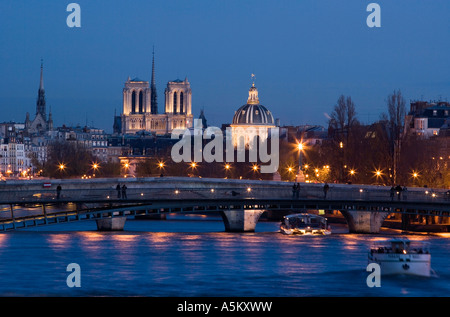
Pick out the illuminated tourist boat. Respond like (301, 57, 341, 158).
(280, 213, 331, 235)
(368, 238, 431, 277)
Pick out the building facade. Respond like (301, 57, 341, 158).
(404, 101, 450, 138)
(121, 53, 193, 135)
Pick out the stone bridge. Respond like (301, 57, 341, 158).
(0, 177, 449, 233)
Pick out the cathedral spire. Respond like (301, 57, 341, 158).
(36, 59, 46, 118)
(151, 46, 156, 86)
(40, 59, 44, 90)
(150, 47, 158, 114)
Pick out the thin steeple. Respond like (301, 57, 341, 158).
(40, 59, 44, 90)
(150, 46, 158, 114)
(151, 46, 156, 86)
(36, 59, 46, 118)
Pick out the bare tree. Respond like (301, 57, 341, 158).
(386, 90, 406, 184)
(329, 95, 358, 138)
(328, 95, 359, 182)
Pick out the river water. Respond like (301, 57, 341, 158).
(0, 214, 449, 297)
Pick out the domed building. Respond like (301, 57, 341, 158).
(230, 83, 276, 147)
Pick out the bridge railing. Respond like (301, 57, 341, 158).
(0, 184, 448, 204)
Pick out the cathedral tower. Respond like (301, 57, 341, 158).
(121, 55, 194, 135)
(164, 78, 193, 130)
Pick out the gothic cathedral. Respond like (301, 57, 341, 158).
(120, 52, 193, 135)
(24, 60, 53, 136)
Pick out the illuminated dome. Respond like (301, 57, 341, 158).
(232, 84, 274, 125)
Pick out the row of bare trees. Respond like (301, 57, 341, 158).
(293, 90, 448, 188)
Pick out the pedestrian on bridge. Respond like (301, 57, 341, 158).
(122, 184, 127, 199)
(395, 185, 402, 200)
(292, 183, 300, 199)
(116, 184, 121, 199)
(390, 186, 395, 201)
(56, 185, 62, 200)
(323, 183, 329, 199)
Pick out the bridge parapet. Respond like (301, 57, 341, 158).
(0, 177, 448, 204)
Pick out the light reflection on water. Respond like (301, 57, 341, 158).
(0, 216, 448, 296)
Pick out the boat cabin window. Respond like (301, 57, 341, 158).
(391, 241, 410, 253)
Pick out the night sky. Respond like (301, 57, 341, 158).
(1, 0, 449, 132)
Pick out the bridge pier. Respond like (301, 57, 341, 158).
(95, 217, 127, 231)
(339, 210, 390, 233)
(220, 209, 265, 232)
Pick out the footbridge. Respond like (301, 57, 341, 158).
(0, 177, 449, 233)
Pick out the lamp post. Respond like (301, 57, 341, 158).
(92, 162, 99, 177)
(412, 171, 419, 187)
(296, 142, 305, 182)
(224, 163, 231, 178)
(58, 163, 66, 178)
(157, 161, 165, 176)
(189, 162, 198, 177)
(349, 169, 356, 183)
(339, 141, 344, 183)
(123, 162, 129, 177)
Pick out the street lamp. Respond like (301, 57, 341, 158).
(287, 166, 294, 177)
(157, 160, 165, 176)
(224, 163, 231, 178)
(91, 162, 100, 177)
(189, 162, 198, 177)
(122, 162, 130, 177)
(412, 171, 419, 186)
(58, 163, 66, 179)
(373, 169, 383, 183)
(296, 142, 305, 182)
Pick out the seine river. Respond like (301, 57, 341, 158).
(0, 215, 449, 297)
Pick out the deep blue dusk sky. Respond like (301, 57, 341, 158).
(1, 1, 449, 133)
